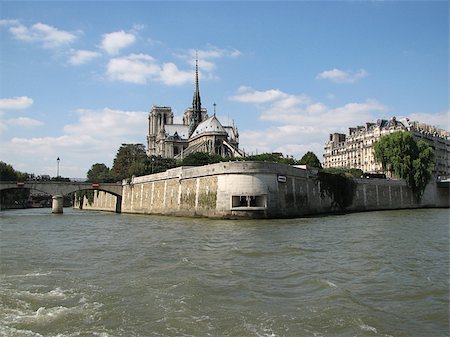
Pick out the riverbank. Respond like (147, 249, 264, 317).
(74, 162, 449, 218)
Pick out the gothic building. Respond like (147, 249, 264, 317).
(147, 58, 243, 159)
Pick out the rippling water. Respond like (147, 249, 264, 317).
(1, 208, 448, 337)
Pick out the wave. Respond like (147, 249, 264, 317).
(0, 284, 105, 337)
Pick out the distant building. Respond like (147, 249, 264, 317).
(323, 117, 450, 176)
(147, 58, 243, 159)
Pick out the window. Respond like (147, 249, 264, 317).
(232, 195, 266, 208)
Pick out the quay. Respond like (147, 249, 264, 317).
(77, 161, 449, 218)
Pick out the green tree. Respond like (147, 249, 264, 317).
(0, 162, 31, 209)
(412, 140, 434, 201)
(0, 161, 19, 181)
(241, 153, 296, 165)
(148, 155, 177, 174)
(179, 152, 224, 166)
(298, 151, 323, 168)
(324, 167, 363, 178)
(317, 171, 356, 210)
(110, 144, 147, 180)
(373, 131, 434, 201)
(87, 163, 113, 182)
(0, 161, 30, 181)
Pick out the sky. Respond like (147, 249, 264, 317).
(0, 1, 448, 178)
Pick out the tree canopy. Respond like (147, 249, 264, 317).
(0, 162, 31, 209)
(179, 152, 223, 166)
(87, 163, 114, 182)
(87, 147, 325, 181)
(239, 153, 297, 165)
(89, 144, 177, 181)
(110, 143, 148, 180)
(373, 131, 434, 201)
(0, 161, 30, 181)
(298, 151, 323, 168)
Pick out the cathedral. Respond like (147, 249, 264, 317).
(147, 58, 244, 159)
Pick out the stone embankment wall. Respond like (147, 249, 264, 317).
(74, 190, 118, 212)
(117, 162, 448, 218)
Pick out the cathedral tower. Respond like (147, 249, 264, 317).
(188, 54, 202, 137)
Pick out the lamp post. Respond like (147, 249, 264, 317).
(57, 157, 60, 179)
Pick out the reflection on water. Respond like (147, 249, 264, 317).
(1, 208, 449, 336)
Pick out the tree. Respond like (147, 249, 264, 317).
(373, 131, 434, 201)
(87, 163, 113, 182)
(0, 161, 30, 181)
(148, 155, 177, 174)
(241, 153, 296, 165)
(412, 140, 434, 201)
(324, 167, 363, 178)
(0, 161, 19, 181)
(179, 152, 223, 166)
(0, 162, 31, 209)
(298, 151, 323, 168)
(110, 144, 147, 180)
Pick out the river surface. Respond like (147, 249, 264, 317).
(0, 208, 448, 337)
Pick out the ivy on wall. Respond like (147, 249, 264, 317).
(316, 171, 356, 211)
(75, 190, 95, 206)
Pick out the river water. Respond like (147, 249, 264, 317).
(0, 208, 448, 337)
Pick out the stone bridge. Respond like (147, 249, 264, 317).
(0, 181, 123, 213)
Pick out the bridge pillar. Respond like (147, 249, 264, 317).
(52, 195, 64, 214)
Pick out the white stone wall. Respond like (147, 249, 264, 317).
(77, 162, 448, 218)
(74, 190, 118, 212)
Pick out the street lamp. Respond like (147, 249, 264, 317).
(57, 157, 60, 178)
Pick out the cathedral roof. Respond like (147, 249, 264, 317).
(165, 125, 190, 140)
(191, 115, 227, 138)
(224, 126, 238, 141)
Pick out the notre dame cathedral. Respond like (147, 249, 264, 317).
(147, 58, 244, 159)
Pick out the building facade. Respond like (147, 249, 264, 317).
(323, 117, 450, 177)
(147, 59, 243, 159)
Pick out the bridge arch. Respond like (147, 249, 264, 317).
(0, 181, 123, 213)
(72, 188, 122, 213)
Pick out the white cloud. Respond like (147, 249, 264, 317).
(405, 110, 450, 131)
(230, 86, 291, 104)
(106, 53, 193, 86)
(160, 63, 194, 86)
(0, 96, 34, 110)
(106, 53, 159, 84)
(177, 45, 242, 76)
(7, 117, 44, 128)
(100, 30, 136, 55)
(0, 121, 8, 134)
(64, 108, 147, 138)
(69, 49, 101, 65)
(0, 107, 148, 177)
(316, 68, 368, 83)
(105, 45, 241, 86)
(193, 46, 241, 60)
(231, 86, 390, 160)
(1, 20, 77, 48)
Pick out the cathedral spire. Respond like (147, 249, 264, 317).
(192, 51, 201, 111)
(189, 51, 202, 137)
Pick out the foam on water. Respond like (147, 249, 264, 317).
(0, 281, 105, 337)
(5, 272, 52, 278)
(1, 208, 448, 336)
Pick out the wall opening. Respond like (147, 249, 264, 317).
(231, 195, 266, 208)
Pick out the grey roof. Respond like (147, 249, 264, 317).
(224, 126, 238, 141)
(165, 124, 190, 140)
(191, 115, 227, 137)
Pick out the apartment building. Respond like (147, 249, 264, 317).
(323, 117, 450, 176)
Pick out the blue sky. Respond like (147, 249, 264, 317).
(1, 1, 448, 178)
